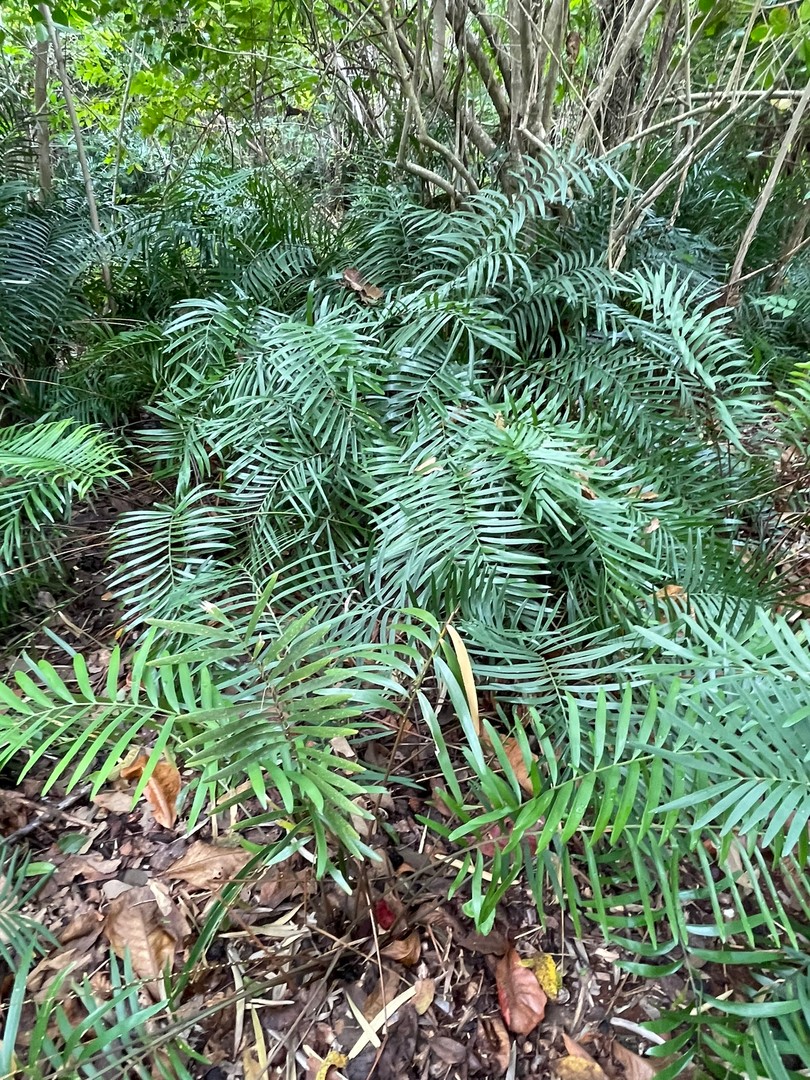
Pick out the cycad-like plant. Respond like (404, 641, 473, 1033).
(2, 148, 807, 1078)
(0, 419, 124, 614)
(0, 192, 91, 364)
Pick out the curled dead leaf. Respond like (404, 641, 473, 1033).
(604, 1038, 660, 1080)
(165, 840, 251, 890)
(495, 947, 547, 1035)
(120, 754, 180, 830)
(381, 930, 421, 967)
(342, 267, 383, 304)
(502, 736, 535, 795)
(653, 583, 694, 620)
(103, 884, 189, 999)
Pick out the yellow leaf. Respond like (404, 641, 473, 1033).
(554, 1058, 609, 1079)
(412, 977, 435, 1015)
(445, 622, 479, 737)
(521, 952, 562, 999)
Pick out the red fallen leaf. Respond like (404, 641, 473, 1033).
(373, 898, 397, 929)
(495, 947, 547, 1035)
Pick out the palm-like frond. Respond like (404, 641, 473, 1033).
(0, 419, 123, 603)
(108, 489, 237, 628)
(0, 203, 91, 362)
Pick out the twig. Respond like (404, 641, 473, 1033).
(4, 784, 92, 846)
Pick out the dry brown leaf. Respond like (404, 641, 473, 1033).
(495, 947, 547, 1035)
(644, 518, 660, 534)
(103, 884, 189, 999)
(120, 755, 180, 829)
(574, 471, 598, 499)
(476, 1015, 511, 1075)
(604, 1039, 660, 1080)
(329, 735, 355, 758)
(55, 854, 121, 884)
(342, 267, 383, 303)
(362, 967, 400, 1021)
(653, 583, 694, 620)
(429, 1036, 466, 1065)
(654, 584, 686, 602)
(58, 911, 104, 946)
(502, 736, 535, 795)
(92, 790, 135, 814)
(381, 930, 421, 967)
(412, 977, 435, 1015)
(563, 1034, 600, 1063)
(164, 841, 251, 890)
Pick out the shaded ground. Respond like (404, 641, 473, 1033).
(7, 751, 683, 1080)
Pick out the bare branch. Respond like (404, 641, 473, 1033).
(466, 0, 512, 95)
(725, 77, 810, 304)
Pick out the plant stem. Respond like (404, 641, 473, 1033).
(39, 3, 112, 293)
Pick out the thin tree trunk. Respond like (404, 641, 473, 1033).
(39, 3, 111, 292)
(33, 37, 52, 198)
(725, 76, 810, 305)
(574, 0, 664, 147)
(769, 200, 810, 293)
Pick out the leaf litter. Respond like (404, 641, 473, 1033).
(0, 571, 749, 1079)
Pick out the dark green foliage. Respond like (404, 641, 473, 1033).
(0, 150, 808, 1078)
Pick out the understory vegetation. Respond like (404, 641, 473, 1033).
(1, 0, 809, 1077)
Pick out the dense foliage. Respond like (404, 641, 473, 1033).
(1, 0, 809, 1077)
